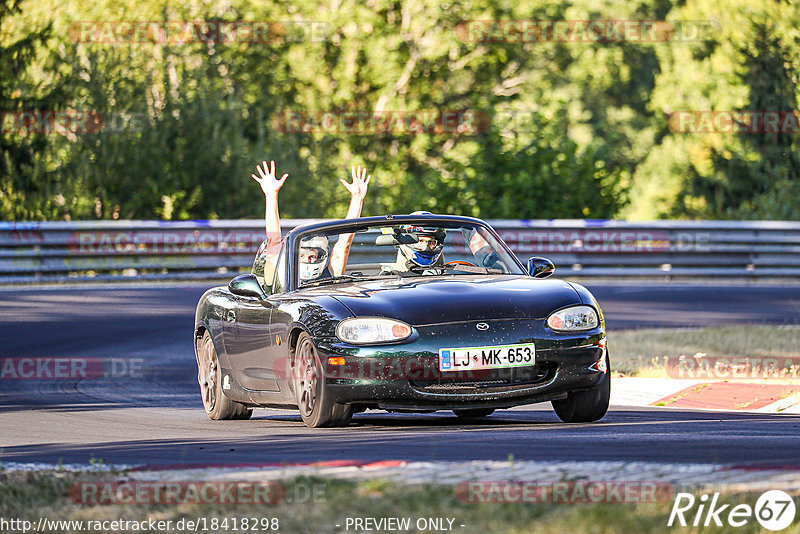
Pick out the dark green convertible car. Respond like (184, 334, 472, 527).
(194, 214, 609, 427)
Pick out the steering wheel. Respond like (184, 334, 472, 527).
(444, 260, 476, 267)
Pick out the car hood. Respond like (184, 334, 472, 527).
(319, 275, 583, 325)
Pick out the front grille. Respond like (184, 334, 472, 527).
(409, 363, 554, 394)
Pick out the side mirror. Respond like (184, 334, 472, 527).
(527, 257, 555, 279)
(228, 274, 268, 300)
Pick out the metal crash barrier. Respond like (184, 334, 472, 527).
(1, 219, 799, 283)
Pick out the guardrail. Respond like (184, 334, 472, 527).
(1, 219, 799, 283)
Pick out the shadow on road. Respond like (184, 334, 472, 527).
(2, 409, 800, 467)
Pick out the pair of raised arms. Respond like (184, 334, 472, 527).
(250, 160, 372, 277)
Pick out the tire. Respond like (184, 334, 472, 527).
(453, 408, 495, 418)
(196, 331, 252, 421)
(293, 332, 353, 428)
(552, 354, 610, 423)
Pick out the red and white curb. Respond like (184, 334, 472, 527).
(4, 459, 800, 493)
(612, 377, 800, 413)
(123, 460, 800, 494)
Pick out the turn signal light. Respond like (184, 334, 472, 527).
(589, 356, 608, 373)
(392, 323, 411, 337)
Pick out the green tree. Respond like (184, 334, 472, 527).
(0, 0, 68, 219)
(5, 0, 676, 221)
(630, 0, 800, 219)
(471, 112, 625, 219)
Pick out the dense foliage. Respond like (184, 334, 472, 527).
(1, 0, 798, 221)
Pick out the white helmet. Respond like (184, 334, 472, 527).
(299, 235, 329, 280)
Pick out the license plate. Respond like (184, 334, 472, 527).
(439, 343, 535, 372)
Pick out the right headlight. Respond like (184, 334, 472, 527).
(547, 305, 598, 331)
(336, 317, 413, 345)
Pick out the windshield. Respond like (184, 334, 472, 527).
(295, 221, 524, 288)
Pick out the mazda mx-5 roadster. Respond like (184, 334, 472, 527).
(194, 213, 609, 427)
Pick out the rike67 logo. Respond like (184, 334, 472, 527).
(668, 490, 796, 530)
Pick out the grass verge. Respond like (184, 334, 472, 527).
(1, 470, 799, 533)
(610, 324, 800, 378)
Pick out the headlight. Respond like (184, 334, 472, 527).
(336, 317, 413, 344)
(547, 305, 598, 331)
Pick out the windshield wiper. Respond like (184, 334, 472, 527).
(301, 274, 366, 287)
(380, 269, 416, 278)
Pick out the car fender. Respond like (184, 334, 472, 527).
(567, 282, 604, 317)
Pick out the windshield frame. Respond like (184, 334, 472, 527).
(285, 214, 527, 291)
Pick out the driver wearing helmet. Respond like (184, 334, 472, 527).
(381, 211, 447, 273)
(381, 211, 506, 274)
(397, 225, 446, 271)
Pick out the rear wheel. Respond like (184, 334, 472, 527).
(196, 331, 252, 420)
(453, 408, 495, 418)
(552, 354, 610, 423)
(293, 332, 352, 428)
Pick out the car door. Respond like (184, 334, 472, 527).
(224, 239, 284, 392)
(263, 253, 296, 403)
(227, 294, 278, 392)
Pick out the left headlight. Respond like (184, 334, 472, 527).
(547, 305, 599, 331)
(336, 317, 413, 345)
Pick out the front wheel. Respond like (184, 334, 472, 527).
(552, 354, 610, 423)
(196, 331, 252, 420)
(293, 333, 352, 428)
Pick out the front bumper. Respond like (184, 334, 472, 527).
(314, 318, 607, 411)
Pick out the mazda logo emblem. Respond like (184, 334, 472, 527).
(476, 322, 489, 331)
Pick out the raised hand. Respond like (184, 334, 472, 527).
(331, 165, 372, 275)
(251, 160, 288, 197)
(340, 165, 371, 200)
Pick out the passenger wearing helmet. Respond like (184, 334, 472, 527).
(298, 235, 331, 280)
(251, 159, 371, 284)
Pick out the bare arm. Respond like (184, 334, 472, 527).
(468, 230, 490, 253)
(251, 160, 288, 242)
(329, 165, 371, 276)
(468, 229, 502, 269)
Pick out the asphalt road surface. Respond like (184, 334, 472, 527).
(2, 282, 800, 468)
